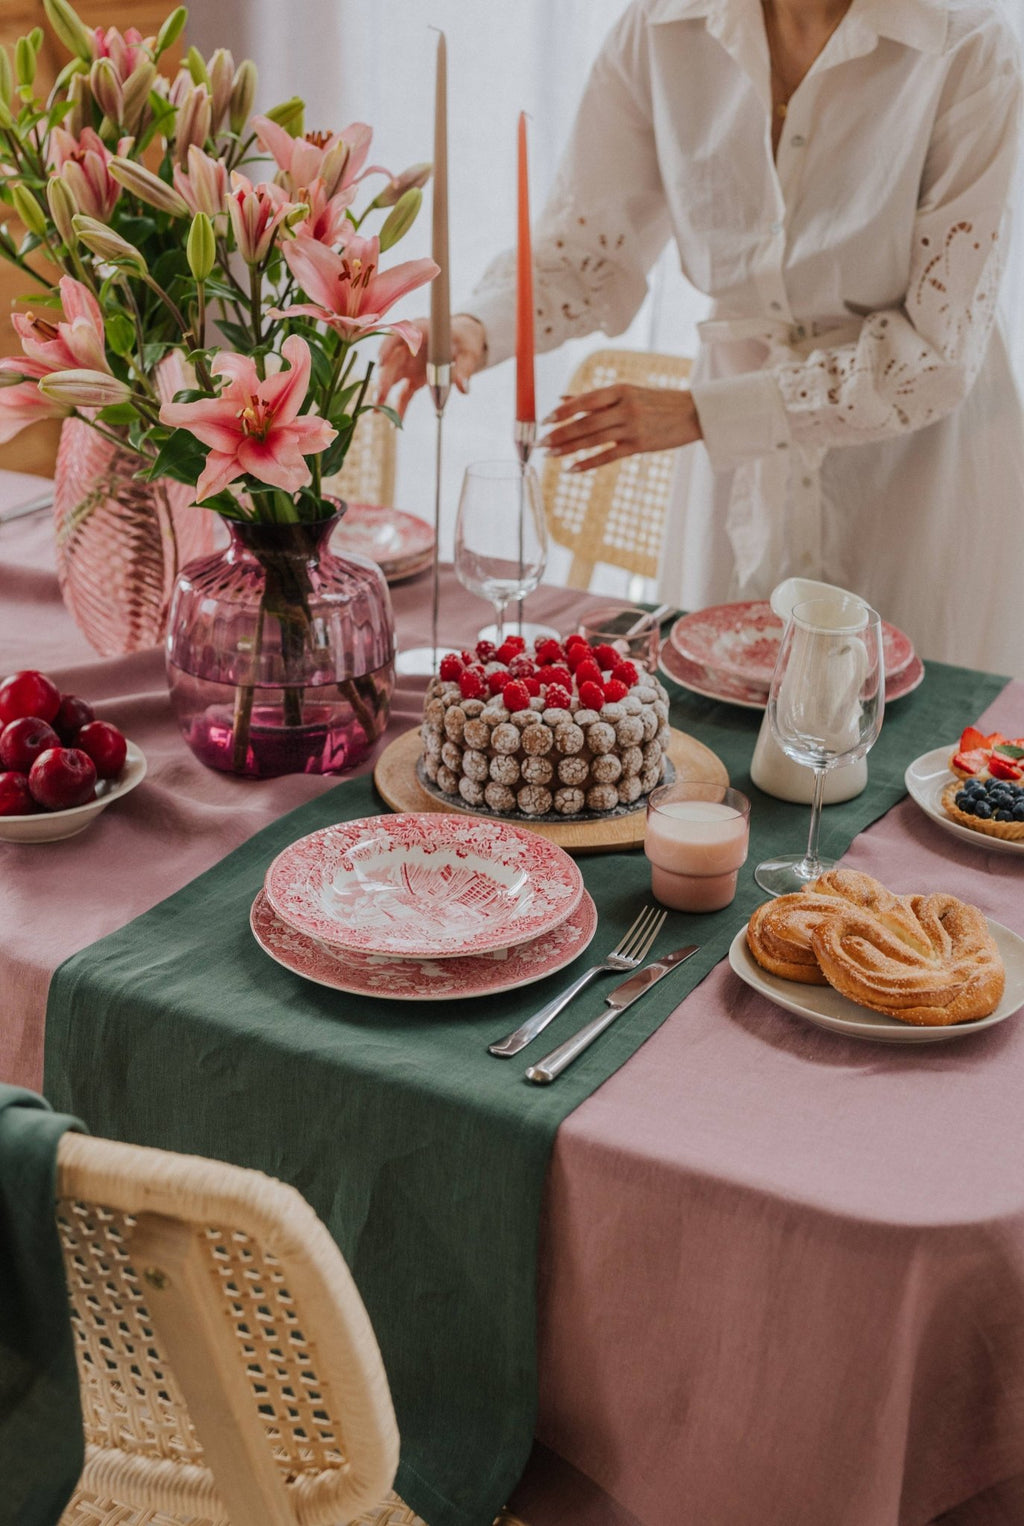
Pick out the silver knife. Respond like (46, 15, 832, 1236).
(525, 944, 699, 1084)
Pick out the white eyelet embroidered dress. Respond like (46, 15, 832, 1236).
(468, 0, 1024, 677)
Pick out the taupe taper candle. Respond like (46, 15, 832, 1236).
(428, 30, 450, 365)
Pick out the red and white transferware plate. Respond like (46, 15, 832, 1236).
(669, 601, 915, 694)
(330, 503, 434, 581)
(659, 628, 925, 709)
(264, 812, 585, 959)
(250, 888, 598, 1001)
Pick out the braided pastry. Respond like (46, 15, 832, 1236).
(746, 870, 1004, 1026)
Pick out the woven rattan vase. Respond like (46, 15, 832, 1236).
(53, 417, 219, 657)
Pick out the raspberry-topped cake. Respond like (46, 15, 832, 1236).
(420, 633, 672, 817)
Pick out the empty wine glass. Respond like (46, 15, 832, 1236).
(454, 460, 547, 645)
(754, 594, 885, 896)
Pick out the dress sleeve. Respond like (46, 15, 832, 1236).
(467, 4, 672, 368)
(694, 30, 1023, 468)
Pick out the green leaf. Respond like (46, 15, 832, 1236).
(993, 744, 1024, 760)
(371, 403, 402, 429)
(141, 340, 173, 371)
(104, 312, 136, 358)
(216, 318, 256, 351)
(143, 426, 209, 487)
(95, 401, 140, 425)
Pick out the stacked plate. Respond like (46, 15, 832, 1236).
(251, 812, 596, 1001)
(330, 503, 435, 584)
(660, 600, 924, 709)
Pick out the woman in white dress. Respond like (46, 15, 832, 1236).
(378, 0, 1024, 676)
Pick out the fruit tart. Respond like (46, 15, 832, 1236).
(949, 725, 1024, 782)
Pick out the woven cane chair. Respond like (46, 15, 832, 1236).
(324, 408, 397, 508)
(540, 347, 692, 590)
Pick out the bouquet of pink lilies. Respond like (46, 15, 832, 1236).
(0, 0, 437, 524)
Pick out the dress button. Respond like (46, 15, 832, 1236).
(791, 134, 806, 147)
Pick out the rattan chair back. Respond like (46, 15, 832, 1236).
(540, 347, 692, 589)
(55, 1132, 399, 1526)
(325, 409, 397, 509)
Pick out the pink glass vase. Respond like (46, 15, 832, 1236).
(53, 417, 220, 656)
(165, 511, 395, 778)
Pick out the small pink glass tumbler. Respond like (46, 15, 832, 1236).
(645, 781, 751, 913)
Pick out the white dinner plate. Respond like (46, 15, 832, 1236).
(659, 639, 926, 711)
(727, 920, 1024, 1043)
(904, 746, 1024, 858)
(250, 888, 598, 1001)
(0, 740, 146, 843)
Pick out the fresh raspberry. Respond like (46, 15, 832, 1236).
(459, 669, 486, 700)
(603, 678, 628, 703)
(494, 640, 519, 665)
(575, 658, 604, 688)
(503, 634, 527, 655)
(439, 653, 463, 681)
(503, 679, 531, 712)
(593, 643, 621, 671)
(611, 660, 639, 687)
(544, 684, 572, 710)
(524, 676, 541, 695)
(487, 669, 509, 694)
(565, 632, 588, 650)
(538, 663, 570, 689)
(578, 680, 605, 711)
(565, 643, 589, 670)
(508, 655, 536, 679)
(460, 649, 476, 665)
(475, 639, 497, 662)
(535, 638, 564, 664)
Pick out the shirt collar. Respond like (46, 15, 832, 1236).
(646, 0, 948, 56)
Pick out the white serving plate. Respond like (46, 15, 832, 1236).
(264, 811, 585, 959)
(727, 920, 1024, 1044)
(905, 746, 1024, 858)
(251, 888, 598, 1001)
(0, 740, 146, 844)
(659, 638, 925, 711)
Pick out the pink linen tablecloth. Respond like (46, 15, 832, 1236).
(3, 484, 1024, 1526)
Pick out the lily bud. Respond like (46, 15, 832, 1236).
(154, 6, 188, 59)
(375, 162, 432, 208)
(186, 211, 215, 281)
(121, 60, 157, 136)
(42, 0, 95, 63)
(0, 49, 11, 107)
(29, 28, 44, 53)
(72, 214, 146, 273)
(264, 95, 304, 136)
(11, 184, 47, 239)
(109, 157, 190, 218)
(66, 71, 89, 137)
(378, 186, 422, 252)
(15, 36, 37, 90)
(47, 175, 79, 246)
(89, 57, 124, 123)
(228, 59, 256, 134)
(207, 49, 234, 132)
(185, 46, 209, 89)
(0, 97, 13, 131)
(175, 83, 212, 166)
(39, 370, 132, 408)
(0, 369, 30, 388)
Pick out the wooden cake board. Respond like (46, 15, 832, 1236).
(372, 725, 728, 855)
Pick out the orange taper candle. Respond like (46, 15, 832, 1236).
(428, 31, 450, 366)
(515, 111, 535, 424)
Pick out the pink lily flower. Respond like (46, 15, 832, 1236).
(158, 334, 337, 504)
(47, 127, 127, 222)
(92, 26, 153, 81)
(173, 145, 229, 222)
(252, 114, 379, 202)
(228, 171, 296, 266)
(289, 176, 352, 248)
(0, 358, 72, 444)
(11, 276, 112, 377)
(275, 234, 438, 349)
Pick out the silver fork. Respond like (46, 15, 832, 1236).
(488, 906, 667, 1057)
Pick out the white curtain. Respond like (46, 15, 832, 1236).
(189, 0, 1024, 590)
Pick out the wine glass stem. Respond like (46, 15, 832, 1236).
(803, 765, 828, 873)
(494, 601, 507, 645)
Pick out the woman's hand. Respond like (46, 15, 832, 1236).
(376, 314, 488, 417)
(540, 383, 702, 470)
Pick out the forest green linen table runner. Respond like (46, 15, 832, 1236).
(43, 658, 1005, 1526)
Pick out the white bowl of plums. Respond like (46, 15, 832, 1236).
(0, 668, 145, 843)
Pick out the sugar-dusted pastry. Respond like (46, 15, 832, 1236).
(746, 892, 833, 984)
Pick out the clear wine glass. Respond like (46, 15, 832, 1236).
(454, 460, 548, 645)
(754, 594, 885, 896)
